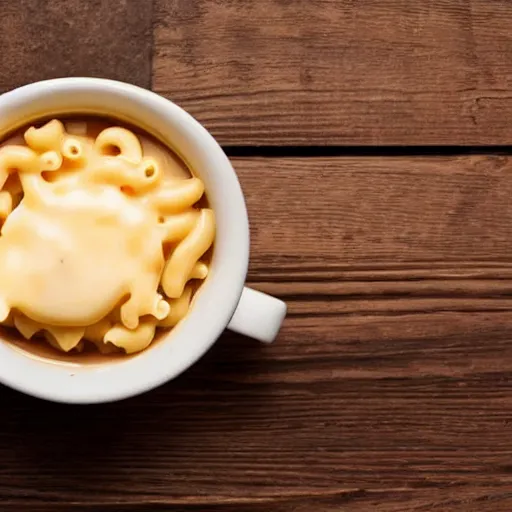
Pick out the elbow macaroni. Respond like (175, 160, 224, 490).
(94, 126, 143, 163)
(162, 209, 215, 298)
(0, 119, 215, 354)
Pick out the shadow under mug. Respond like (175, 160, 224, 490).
(0, 78, 286, 404)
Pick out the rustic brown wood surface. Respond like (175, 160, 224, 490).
(153, 0, 512, 146)
(2, 156, 512, 511)
(0, 0, 153, 91)
(2, 1, 512, 511)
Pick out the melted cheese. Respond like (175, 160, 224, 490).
(0, 119, 215, 354)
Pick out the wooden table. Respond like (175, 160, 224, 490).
(1, 1, 512, 510)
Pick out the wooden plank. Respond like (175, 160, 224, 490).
(3, 317, 512, 510)
(2, 492, 512, 512)
(2, 156, 512, 509)
(239, 155, 512, 268)
(0, 0, 153, 92)
(153, 0, 512, 146)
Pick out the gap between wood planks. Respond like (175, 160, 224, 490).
(224, 146, 512, 158)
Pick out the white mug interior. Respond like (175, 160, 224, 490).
(0, 78, 249, 403)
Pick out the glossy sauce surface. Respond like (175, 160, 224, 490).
(0, 117, 214, 364)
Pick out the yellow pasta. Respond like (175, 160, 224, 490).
(189, 261, 209, 280)
(162, 209, 215, 298)
(94, 127, 142, 163)
(0, 119, 215, 355)
(152, 178, 204, 213)
(0, 191, 12, 220)
(40, 150, 62, 171)
(13, 313, 40, 340)
(89, 156, 161, 192)
(0, 146, 40, 188)
(43, 326, 86, 352)
(44, 331, 86, 353)
(104, 320, 157, 354)
(159, 284, 193, 328)
(24, 119, 65, 152)
(61, 137, 85, 162)
(84, 316, 121, 354)
(84, 317, 112, 345)
(140, 158, 161, 183)
(14, 313, 85, 352)
(160, 209, 199, 243)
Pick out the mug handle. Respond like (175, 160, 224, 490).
(227, 287, 287, 343)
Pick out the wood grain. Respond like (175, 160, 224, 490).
(238, 155, 512, 267)
(0, 0, 153, 92)
(2, 156, 512, 510)
(153, 0, 512, 146)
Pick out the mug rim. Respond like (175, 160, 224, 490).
(0, 77, 249, 403)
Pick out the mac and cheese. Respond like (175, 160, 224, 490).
(0, 119, 215, 354)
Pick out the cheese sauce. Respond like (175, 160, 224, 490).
(0, 117, 214, 363)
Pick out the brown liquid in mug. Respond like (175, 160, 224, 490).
(0, 115, 207, 366)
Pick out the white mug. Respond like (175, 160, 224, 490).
(0, 78, 286, 403)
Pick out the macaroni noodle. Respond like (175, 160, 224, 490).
(159, 284, 194, 328)
(24, 119, 64, 152)
(94, 126, 143, 163)
(162, 209, 215, 298)
(0, 119, 215, 354)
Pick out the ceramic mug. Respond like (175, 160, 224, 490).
(0, 78, 286, 403)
